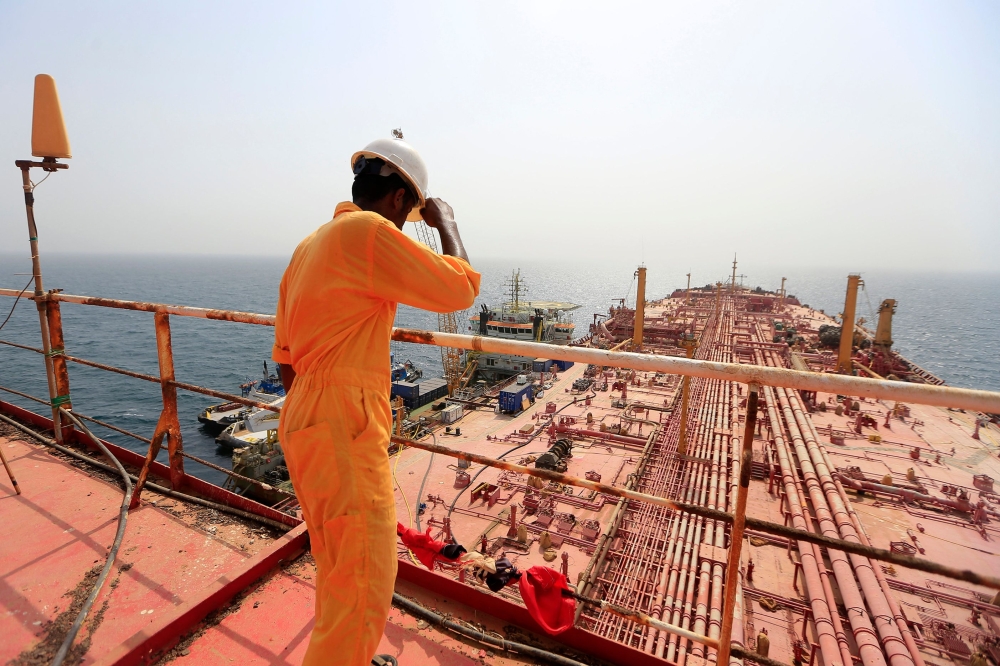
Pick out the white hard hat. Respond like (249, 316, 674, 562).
(351, 131, 429, 222)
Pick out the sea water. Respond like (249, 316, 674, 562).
(0, 253, 997, 486)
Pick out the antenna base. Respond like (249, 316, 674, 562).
(15, 158, 69, 172)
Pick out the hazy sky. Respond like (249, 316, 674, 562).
(1, 2, 997, 273)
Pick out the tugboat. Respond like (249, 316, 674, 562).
(390, 351, 422, 382)
(218, 396, 291, 503)
(197, 361, 285, 435)
(216, 394, 284, 454)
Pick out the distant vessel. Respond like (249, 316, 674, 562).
(206, 355, 420, 446)
(216, 393, 283, 454)
(197, 361, 285, 435)
(467, 270, 579, 382)
(218, 396, 290, 502)
(391, 351, 423, 382)
(224, 352, 425, 494)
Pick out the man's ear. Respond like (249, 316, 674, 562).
(393, 188, 409, 215)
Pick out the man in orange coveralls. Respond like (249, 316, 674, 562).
(272, 133, 480, 666)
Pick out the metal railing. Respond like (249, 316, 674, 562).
(4, 288, 999, 413)
(3, 287, 1000, 666)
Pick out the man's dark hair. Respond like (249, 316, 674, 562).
(352, 173, 415, 207)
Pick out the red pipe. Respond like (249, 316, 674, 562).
(776, 378, 915, 666)
(691, 382, 727, 658)
(764, 386, 851, 666)
(812, 541, 855, 663)
(784, 437, 855, 666)
(833, 476, 927, 666)
(691, 339, 731, 660)
(555, 425, 648, 447)
(769, 381, 889, 666)
(836, 476, 972, 513)
(644, 512, 683, 652)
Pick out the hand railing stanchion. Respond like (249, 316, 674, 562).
(44, 297, 74, 441)
(714, 382, 758, 666)
(154, 312, 185, 489)
(128, 413, 168, 509)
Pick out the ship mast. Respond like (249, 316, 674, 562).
(505, 269, 528, 313)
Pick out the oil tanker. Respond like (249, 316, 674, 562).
(2, 76, 1000, 666)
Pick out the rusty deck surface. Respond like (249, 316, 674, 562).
(0, 429, 297, 664)
(0, 426, 549, 666)
(386, 293, 1000, 666)
(3, 287, 1000, 666)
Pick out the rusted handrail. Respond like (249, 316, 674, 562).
(0, 339, 280, 413)
(389, 328, 1000, 413)
(0, 288, 276, 325)
(0, 383, 287, 495)
(3, 288, 999, 412)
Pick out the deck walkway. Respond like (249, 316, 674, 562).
(0, 429, 532, 665)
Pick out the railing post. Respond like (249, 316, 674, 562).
(154, 311, 185, 489)
(44, 297, 74, 441)
(719, 382, 760, 666)
(18, 164, 66, 443)
(129, 414, 167, 509)
(678, 335, 699, 455)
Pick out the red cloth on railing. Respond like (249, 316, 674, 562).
(518, 566, 576, 635)
(396, 523, 449, 569)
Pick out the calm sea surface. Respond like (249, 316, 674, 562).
(1, 252, 997, 485)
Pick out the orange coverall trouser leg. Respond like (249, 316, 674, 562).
(279, 377, 397, 666)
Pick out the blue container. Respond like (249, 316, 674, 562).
(391, 381, 419, 400)
(414, 378, 449, 408)
(553, 359, 575, 371)
(499, 384, 534, 413)
(532, 358, 553, 373)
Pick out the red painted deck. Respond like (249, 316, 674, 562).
(5, 291, 999, 666)
(0, 423, 564, 666)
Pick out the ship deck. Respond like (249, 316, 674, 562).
(2, 287, 1000, 666)
(388, 293, 1000, 666)
(0, 420, 553, 665)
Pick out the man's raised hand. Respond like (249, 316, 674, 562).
(421, 198, 456, 230)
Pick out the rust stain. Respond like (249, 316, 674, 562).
(200, 308, 275, 325)
(154, 312, 185, 490)
(391, 328, 437, 344)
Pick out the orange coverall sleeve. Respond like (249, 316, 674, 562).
(370, 223, 481, 313)
(271, 270, 292, 365)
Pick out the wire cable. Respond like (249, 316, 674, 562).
(390, 439, 425, 567)
(392, 440, 413, 527)
(51, 408, 132, 666)
(414, 433, 436, 531)
(391, 592, 588, 666)
(0, 276, 34, 334)
(29, 171, 52, 190)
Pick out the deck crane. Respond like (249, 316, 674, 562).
(874, 299, 896, 352)
(414, 221, 467, 394)
(837, 274, 864, 374)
